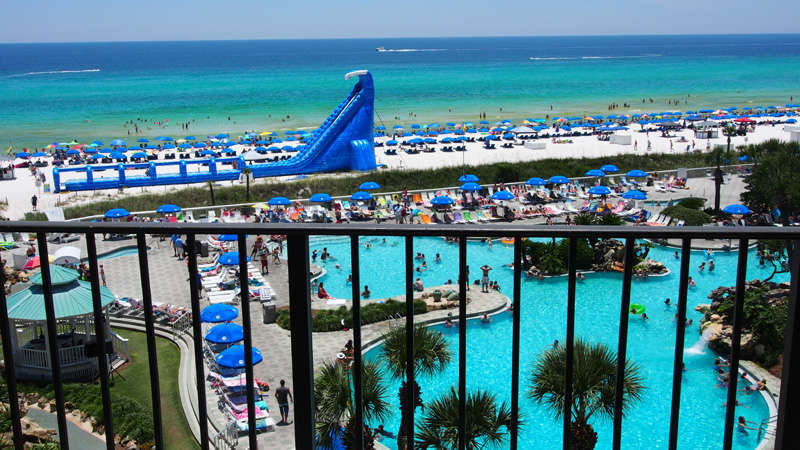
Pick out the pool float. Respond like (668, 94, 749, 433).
(501, 238, 514, 245)
(629, 303, 646, 314)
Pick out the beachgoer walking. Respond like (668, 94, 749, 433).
(275, 380, 293, 425)
(100, 265, 106, 286)
(260, 251, 269, 275)
(31, 194, 38, 211)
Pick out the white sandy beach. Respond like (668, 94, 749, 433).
(1, 122, 793, 220)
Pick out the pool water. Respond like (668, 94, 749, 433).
(307, 236, 783, 449)
(95, 246, 140, 260)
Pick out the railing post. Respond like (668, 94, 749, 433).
(185, 234, 209, 449)
(723, 238, 749, 450)
(510, 236, 522, 450)
(237, 236, 258, 449)
(287, 233, 315, 448)
(0, 262, 23, 449)
(564, 237, 577, 450)
(350, 235, 364, 450)
(612, 237, 635, 450)
(458, 235, 467, 450)
(403, 235, 415, 450)
(668, 238, 692, 450)
(777, 239, 800, 448)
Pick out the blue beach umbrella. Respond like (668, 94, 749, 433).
(310, 193, 332, 203)
(268, 196, 292, 206)
(66, 149, 80, 156)
(548, 175, 569, 184)
(600, 164, 619, 173)
(393, 125, 404, 129)
(110, 152, 127, 160)
(431, 195, 454, 205)
(104, 208, 130, 219)
(585, 169, 606, 177)
(194, 142, 207, 149)
(16, 152, 30, 159)
(201, 149, 217, 157)
(89, 154, 104, 160)
(588, 186, 611, 196)
(359, 181, 381, 190)
(184, 136, 196, 140)
(375, 125, 386, 130)
(137, 138, 149, 143)
(411, 124, 421, 129)
(216, 133, 229, 139)
(526, 177, 547, 186)
(222, 148, 236, 155)
(31, 152, 48, 157)
(622, 190, 647, 200)
(217, 234, 241, 242)
(157, 204, 181, 214)
(216, 345, 263, 369)
(200, 304, 238, 323)
(158, 136, 173, 142)
(626, 169, 648, 177)
(205, 323, 244, 344)
(386, 140, 398, 146)
(92, 140, 103, 146)
(83, 148, 98, 154)
(723, 204, 751, 215)
(131, 151, 147, 159)
(351, 191, 373, 201)
(218, 252, 249, 266)
(460, 182, 482, 191)
(491, 190, 515, 201)
(110, 139, 126, 146)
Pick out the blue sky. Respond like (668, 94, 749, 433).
(2, 0, 798, 43)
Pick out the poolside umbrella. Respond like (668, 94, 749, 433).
(351, 191, 373, 201)
(622, 190, 647, 200)
(458, 174, 479, 183)
(588, 186, 611, 196)
(601, 164, 619, 173)
(629, 303, 646, 314)
(526, 177, 547, 186)
(585, 169, 606, 177)
(157, 204, 181, 214)
(218, 252, 249, 266)
(218, 234, 241, 242)
(626, 169, 648, 177)
(375, 125, 386, 131)
(310, 193, 332, 203)
(723, 204, 751, 215)
(548, 175, 569, 184)
(738, 155, 749, 161)
(53, 246, 81, 266)
(200, 304, 239, 323)
(216, 345, 263, 369)
(268, 196, 291, 206)
(104, 208, 130, 219)
(16, 152, 30, 159)
(31, 152, 48, 157)
(460, 182, 481, 191)
(431, 195, 454, 205)
(66, 149, 80, 156)
(205, 323, 243, 344)
(359, 181, 381, 190)
(491, 190, 515, 201)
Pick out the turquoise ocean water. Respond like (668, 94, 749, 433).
(1, 34, 799, 148)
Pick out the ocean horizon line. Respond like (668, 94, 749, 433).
(2, 32, 800, 45)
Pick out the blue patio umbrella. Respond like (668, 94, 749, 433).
(622, 190, 647, 200)
(201, 149, 217, 157)
(626, 169, 648, 177)
(411, 124, 421, 129)
(184, 136, 196, 140)
(351, 191, 373, 201)
(375, 125, 386, 130)
(205, 323, 244, 344)
(216, 133, 229, 139)
(268, 196, 292, 206)
(386, 140, 398, 146)
(310, 193, 332, 203)
(431, 195, 454, 205)
(491, 190, 515, 201)
(359, 181, 381, 190)
(92, 140, 103, 146)
(31, 152, 48, 157)
(200, 304, 239, 323)
(423, 138, 437, 144)
(137, 138, 149, 143)
(588, 186, 611, 196)
(131, 151, 147, 159)
(218, 234, 240, 242)
(157, 204, 181, 214)
(738, 155, 749, 161)
(84, 148, 98, 154)
(194, 142, 207, 148)
(110, 139, 126, 146)
(178, 143, 191, 149)
(393, 125, 404, 129)
(585, 169, 606, 177)
(16, 152, 30, 158)
(89, 154, 104, 160)
(216, 345, 263, 369)
(281, 145, 294, 151)
(723, 204, 751, 215)
(548, 175, 569, 184)
(222, 148, 236, 155)
(218, 252, 249, 266)
(110, 152, 127, 160)
(601, 164, 619, 173)
(159, 136, 173, 142)
(460, 182, 481, 191)
(526, 177, 547, 186)
(104, 208, 130, 219)
(66, 149, 80, 156)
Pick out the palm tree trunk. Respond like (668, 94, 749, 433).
(397, 380, 423, 450)
(569, 421, 598, 450)
(208, 181, 216, 205)
(343, 415, 376, 450)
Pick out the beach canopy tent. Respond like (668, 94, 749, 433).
(585, 169, 606, 177)
(157, 204, 181, 214)
(526, 177, 547, 186)
(626, 169, 648, 177)
(695, 120, 718, 128)
(200, 304, 239, 323)
(216, 345, 263, 369)
(622, 190, 647, 200)
(460, 182, 482, 191)
(205, 323, 244, 344)
(723, 204, 752, 215)
(491, 190, 515, 201)
(268, 196, 291, 206)
(104, 208, 130, 219)
(53, 246, 81, 266)
(588, 186, 612, 196)
(430, 195, 454, 206)
(310, 193, 332, 203)
(218, 252, 249, 266)
(359, 181, 381, 190)
(458, 174, 479, 183)
(548, 175, 569, 184)
(600, 164, 619, 173)
(351, 191, 373, 201)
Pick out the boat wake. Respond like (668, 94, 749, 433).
(379, 48, 446, 53)
(5, 68, 101, 78)
(529, 54, 661, 61)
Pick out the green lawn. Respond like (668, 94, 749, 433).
(110, 328, 199, 450)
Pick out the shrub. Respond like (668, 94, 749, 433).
(23, 212, 48, 221)
(523, 238, 593, 274)
(277, 299, 428, 332)
(662, 205, 712, 226)
(717, 287, 788, 366)
(677, 197, 705, 210)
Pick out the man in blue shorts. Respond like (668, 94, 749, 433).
(275, 379, 293, 424)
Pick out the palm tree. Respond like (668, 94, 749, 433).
(314, 360, 390, 450)
(527, 339, 645, 450)
(206, 180, 216, 205)
(242, 167, 252, 202)
(415, 387, 514, 449)
(380, 325, 452, 449)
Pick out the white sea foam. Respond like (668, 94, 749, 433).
(5, 68, 101, 78)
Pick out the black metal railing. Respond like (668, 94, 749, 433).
(0, 221, 799, 450)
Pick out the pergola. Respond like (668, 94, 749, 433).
(5, 265, 129, 381)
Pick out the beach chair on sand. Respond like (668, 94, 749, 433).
(413, 193, 423, 204)
(421, 214, 433, 224)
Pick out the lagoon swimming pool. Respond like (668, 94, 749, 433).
(308, 235, 783, 449)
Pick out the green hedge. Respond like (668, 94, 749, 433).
(661, 204, 712, 225)
(677, 197, 706, 210)
(276, 299, 428, 332)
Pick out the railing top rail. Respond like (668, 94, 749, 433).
(1, 221, 799, 240)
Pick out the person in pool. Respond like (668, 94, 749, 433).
(674, 251, 679, 259)
(373, 424, 396, 441)
(698, 262, 705, 272)
(688, 276, 696, 287)
(665, 298, 672, 306)
(738, 416, 757, 433)
(708, 260, 715, 272)
(480, 312, 492, 323)
(361, 285, 370, 298)
(435, 253, 441, 263)
(444, 318, 455, 328)
(414, 278, 424, 291)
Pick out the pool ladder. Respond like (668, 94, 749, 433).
(757, 415, 777, 441)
